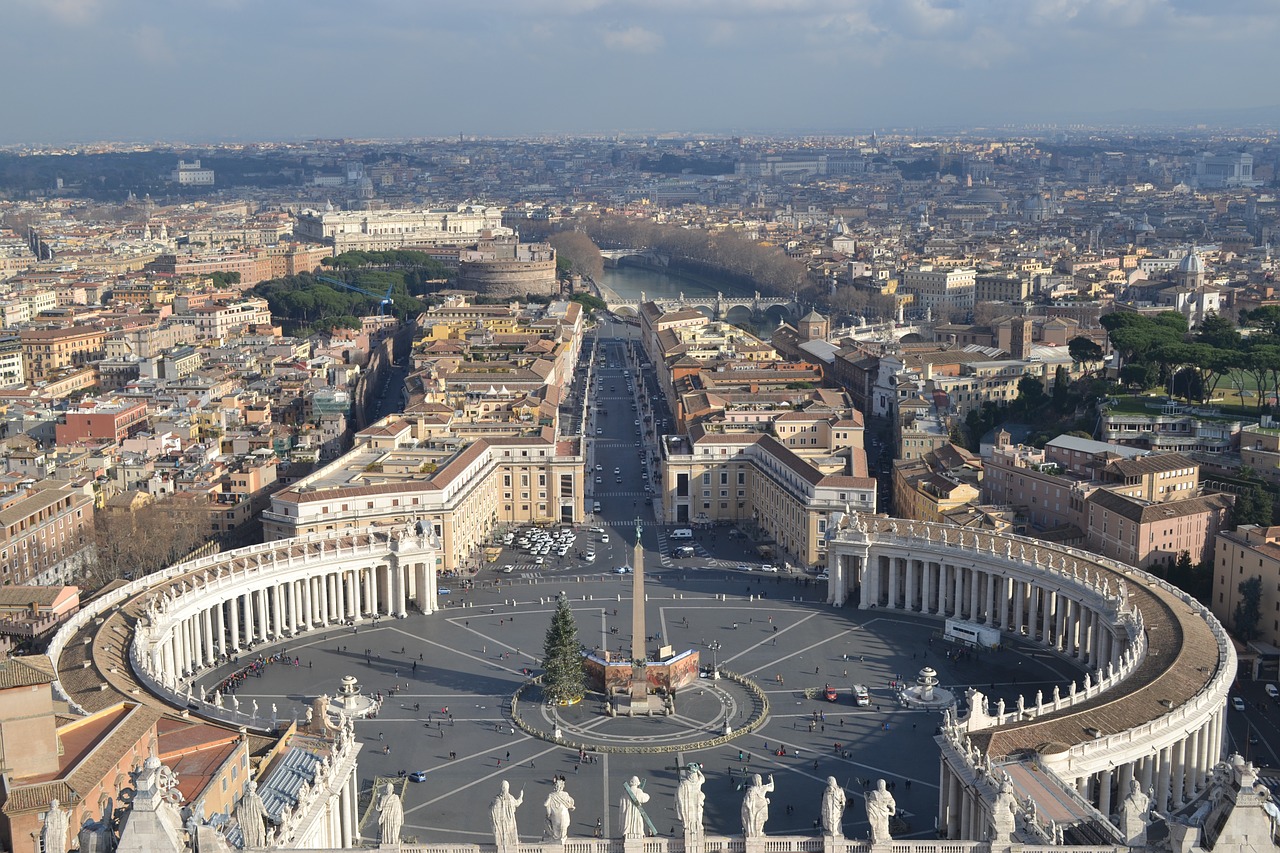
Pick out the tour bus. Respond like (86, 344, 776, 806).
(944, 617, 1001, 650)
(670, 528, 694, 540)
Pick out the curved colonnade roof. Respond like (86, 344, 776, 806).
(55, 531, 392, 716)
(977, 565, 1219, 758)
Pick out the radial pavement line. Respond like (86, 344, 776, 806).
(402, 743, 562, 815)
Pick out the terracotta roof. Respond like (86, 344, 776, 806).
(1088, 490, 1233, 524)
(0, 655, 56, 689)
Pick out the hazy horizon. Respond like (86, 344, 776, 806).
(4, 0, 1279, 145)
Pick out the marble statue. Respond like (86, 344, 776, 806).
(675, 764, 705, 838)
(741, 773, 774, 838)
(865, 779, 896, 843)
(489, 780, 523, 849)
(1119, 779, 1151, 845)
(990, 775, 1017, 843)
(42, 798, 70, 853)
(619, 776, 650, 839)
(821, 777, 846, 836)
(376, 781, 404, 845)
(213, 691, 223, 710)
(236, 780, 268, 849)
(543, 778, 574, 842)
(251, 699, 259, 720)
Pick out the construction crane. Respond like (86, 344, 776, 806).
(313, 274, 395, 316)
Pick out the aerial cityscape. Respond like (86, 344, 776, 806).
(2, 3, 1280, 853)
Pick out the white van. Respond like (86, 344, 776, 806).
(1266, 684, 1279, 700)
(670, 528, 693, 540)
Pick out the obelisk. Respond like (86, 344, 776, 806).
(629, 517, 648, 706)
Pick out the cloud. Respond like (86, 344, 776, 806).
(601, 25, 664, 53)
(20, 0, 103, 25)
(132, 24, 175, 66)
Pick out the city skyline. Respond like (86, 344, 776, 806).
(4, 0, 1280, 144)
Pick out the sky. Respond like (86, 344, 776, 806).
(3, 0, 1279, 144)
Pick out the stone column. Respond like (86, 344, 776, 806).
(988, 574, 1001, 627)
(391, 561, 407, 617)
(887, 557, 899, 609)
(965, 568, 978, 621)
(1119, 763, 1135, 806)
(1156, 745, 1172, 811)
(272, 585, 283, 638)
(1098, 767, 1113, 816)
(1041, 587, 1053, 646)
(202, 608, 215, 666)
(922, 562, 934, 613)
(214, 602, 226, 659)
(369, 565, 381, 617)
(953, 564, 964, 618)
(229, 594, 241, 653)
(1171, 737, 1187, 808)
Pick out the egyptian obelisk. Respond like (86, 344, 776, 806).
(629, 517, 648, 705)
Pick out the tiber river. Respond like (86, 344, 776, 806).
(597, 264, 749, 303)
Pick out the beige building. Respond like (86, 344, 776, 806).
(264, 419, 585, 571)
(1213, 525, 1280, 646)
(660, 425, 874, 570)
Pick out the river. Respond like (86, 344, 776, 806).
(598, 263, 749, 303)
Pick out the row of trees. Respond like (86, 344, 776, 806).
(1100, 309, 1280, 411)
(579, 216, 809, 297)
(250, 271, 431, 336)
(548, 231, 604, 281)
(321, 250, 454, 277)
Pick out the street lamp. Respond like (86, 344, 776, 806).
(709, 640, 722, 679)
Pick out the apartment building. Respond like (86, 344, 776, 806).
(660, 424, 875, 570)
(173, 297, 273, 340)
(901, 265, 976, 314)
(0, 482, 95, 585)
(973, 272, 1032, 303)
(1239, 422, 1280, 487)
(54, 398, 149, 446)
(892, 443, 983, 524)
(19, 325, 107, 383)
(1088, 489, 1232, 569)
(1213, 525, 1280, 647)
(263, 420, 584, 571)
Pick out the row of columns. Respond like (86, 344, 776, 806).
(1075, 705, 1226, 816)
(861, 554, 1120, 671)
(157, 559, 436, 681)
(939, 704, 1224, 836)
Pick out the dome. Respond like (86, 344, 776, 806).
(1134, 213, 1155, 233)
(1177, 248, 1205, 275)
(1022, 195, 1049, 212)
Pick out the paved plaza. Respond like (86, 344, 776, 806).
(195, 564, 1085, 845)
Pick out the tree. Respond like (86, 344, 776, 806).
(570, 293, 607, 312)
(1012, 374, 1046, 415)
(549, 231, 604, 281)
(1232, 482, 1274, 527)
(1195, 313, 1241, 350)
(1233, 576, 1263, 642)
(1067, 336, 1103, 374)
(542, 598, 586, 704)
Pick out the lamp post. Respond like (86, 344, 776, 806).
(709, 640, 721, 680)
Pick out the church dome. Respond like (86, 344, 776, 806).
(1177, 249, 1204, 275)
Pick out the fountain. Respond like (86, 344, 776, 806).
(899, 666, 957, 710)
(327, 675, 378, 722)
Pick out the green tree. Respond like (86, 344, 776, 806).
(542, 598, 586, 704)
(1195, 313, 1240, 350)
(570, 293, 607, 312)
(1067, 336, 1103, 374)
(1233, 483, 1274, 527)
(1233, 576, 1263, 642)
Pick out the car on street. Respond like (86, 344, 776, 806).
(534, 557, 545, 565)
(761, 565, 779, 573)
(1232, 697, 1247, 712)
(601, 534, 610, 544)
(438, 588, 451, 595)
(501, 564, 514, 573)
(816, 572, 830, 582)
(613, 565, 632, 574)
(409, 771, 428, 782)
(736, 564, 752, 572)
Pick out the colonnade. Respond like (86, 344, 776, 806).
(853, 552, 1122, 672)
(824, 518, 1232, 839)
